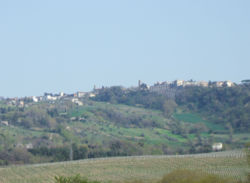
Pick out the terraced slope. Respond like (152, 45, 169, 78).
(0, 150, 247, 183)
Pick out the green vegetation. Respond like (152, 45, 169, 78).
(159, 169, 231, 183)
(55, 174, 100, 183)
(94, 85, 250, 132)
(173, 113, 225, 131)
(0, 150, 247, 183)
(175, 86, 250, 132)
(0, 85, 249, 165)
(55, 170, 233, 183)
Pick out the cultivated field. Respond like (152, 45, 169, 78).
(0, 150, 248, 183)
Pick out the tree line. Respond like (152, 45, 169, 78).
(93, 85, 250, 132)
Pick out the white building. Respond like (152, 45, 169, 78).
(18, 101, 24, 107)
(32, 96, 38, 102)
(1, 121, 9, 126)
(214, 81, 224, 87)
(77, 92, 86, 98)
(89, 93, 96, 98)
(25, 143, 33, 149)
(174, 80, 185, 87)
(59, 92, 64, 97)
(72, 98, 83, 106)
(44, 95, 57, 101)
(224, 81, 234, 87)
(196, 81, 209, 87)
(212, 143, 223, 151)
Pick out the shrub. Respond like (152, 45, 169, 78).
(160, 169, 231, 183)
(54, 174, 100, 183)
(55, 170, 239, 183)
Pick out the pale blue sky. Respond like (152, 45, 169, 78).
(0, 0, 249, 97)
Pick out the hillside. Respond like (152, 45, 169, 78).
(94, 84, 250, 132)
(0, 150, 247, 183)
(0, 85, 249, 165)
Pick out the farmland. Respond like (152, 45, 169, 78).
(0, 150, 248, 183)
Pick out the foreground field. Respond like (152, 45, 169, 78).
(0, 150, 248, 183)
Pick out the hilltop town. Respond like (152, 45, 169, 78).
(0, 79, 238, 108)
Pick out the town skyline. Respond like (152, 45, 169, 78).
(0, 79, 242, 99)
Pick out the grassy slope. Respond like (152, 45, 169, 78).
(1, 101, 250, 152)
(173, 112, 225, 131)
(66, 102, 186, 147)
(67, 102, 250, 148)
(0, 150, 247, 183)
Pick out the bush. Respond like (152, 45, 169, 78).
(54, 174, 100, 183)
(160, 169, 231, 183)
(55, 170, 242, 183)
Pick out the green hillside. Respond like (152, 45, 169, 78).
(1, 85, 250, 165)
(0, 97, 249, 165)
(173, 113, 225, 131)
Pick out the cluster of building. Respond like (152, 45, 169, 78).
(3, 91, 97, 107)
(1, 79, 237, 107)
(38, 91, 95, 102)
(145, 80, 235, 95)
(149, 80, 234, 90)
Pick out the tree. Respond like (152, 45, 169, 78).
(226, 123, 233, 144)
(162, 100, 177, 117)
(72, 144, 88, 160)
(242, 80, 250, 85)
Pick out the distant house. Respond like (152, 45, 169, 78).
(212, 143, 223, 151)
(44, 95, 57, 101)
(89, 93, 96, 98)
(70, 117, 77, 121)
(213, 81, 224, 87)
(59, 92, 64, 97)
(38, 96, 43, 101)
(72, 98, 77, 103)
(76, 101, 83, 106)
(32, 96, 38, 102)
(79, 117, 86, 122)
(18, 101, 25, 107)
(7, 98, 17, 106)
(223, 81, 234, 87)
(25, 143, 33, 149)
(71, 98, 83, 106)
(1, 121, 9, 126)
(77, 92, 86, 98)
(197, 81, 209, 87)
(43, 93, 58, 101)
(173, 80, 185, 87)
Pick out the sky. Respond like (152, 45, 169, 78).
(0, 0, 249, 97)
